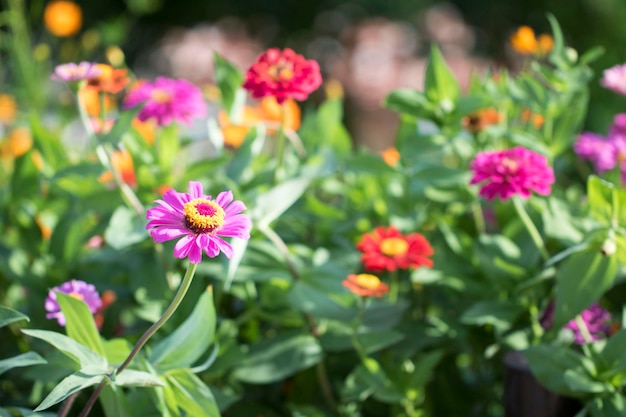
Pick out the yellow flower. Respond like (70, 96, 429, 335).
(5, 127, 32, 157)
(43, 1, 83, 37)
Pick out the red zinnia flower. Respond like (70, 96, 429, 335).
(343, 274, 389, 298)
(243, 48, 322, 104)
(357, 226, 434, 273)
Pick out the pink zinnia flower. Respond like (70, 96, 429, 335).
(123, 77, 207, 127)
(51, 62, 102, 82)
(609, 113, 626, 136)
(45, 280, 102, 326)
(243, 48, 322, 104)
(574, 132, 616, 173)
(469, 146, 554, 200)
(601, 64, 626, 96)
(146, 181, 251, 263)
(541, 302, 611, 345)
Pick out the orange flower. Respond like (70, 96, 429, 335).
(155, 184, 172, 196)
(98, 149, 137, 188)
(43, 0, 82, 37)
(94, 290, 117, 329)
(218, 106, 262, 148)
(3, 127, 33, 157)
(87, 64, 130, 94)
(35, 215, 52, 240)
(78, 86, 115, 117)
(258, 97, 301, 132)
(380, 147, 400, 167)
(31, 150, 45, 171)
(132, 118, 156, 145)
(521, 108, 544, 129)
(0, 94, 17, 125)
(462, 108, 501, 133)
(343, 274, 389, 298)
(510, 26, 553, 57)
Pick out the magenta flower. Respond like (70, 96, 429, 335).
(610, 114, 626, 136)
(243, 48, 322, 104)
(123, 77, 207, 127)
(601, 63, 626, 96)
(574, 132, 616, 172)
(45, 280, 102, 326)
(146, 181, 251, 263)
(541, 302, 611, 345)
(469, 146, 555, 200)
(51, 62, 102, 82)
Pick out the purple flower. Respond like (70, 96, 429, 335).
(123, 77, 207, 127)
(609, 114, 626, 136)
(601, 64, 626, 96)
(51, 62, 102, 82)
(146, 181, 251, 263)
(45, 280, 102, 326)
(469, 146, 555, 201)
(541, 302, 611, 345)
(574, 132, 616, 172)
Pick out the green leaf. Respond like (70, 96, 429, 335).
(0, 352, 47, 376)
(587, 393, 626, 417)
(598, 329, 626, 374)
(317, 99, 352, 156)
(232, 332, 322, 384)
(101, 106, 142, 145)
(104, 206, 148, 250)
(424, 44, 460, 106)
(252, 177, 312, 227)
(383, 89, 432, 119)
(35, 372, 105, 411)
(56, 292, 105, 357)
(104, 338, 132, 365)
(99, 385, 132, 417)
(165, 369, 220, 417)
(149, 287, 216, 371)
(214, 52, 244, 113)
(461, 300, 524, 331)
(554, 249, 619, 329)
(587, 175, 626, 227)
(288, 281, 354, 321)
(407, 350, 444, 390)
(113, 369, 164, 387)
(546, 13, 567, 67)
(21, 329, 108, 371)
(0, 306, 29, 327)
(525, 344, 598, 397)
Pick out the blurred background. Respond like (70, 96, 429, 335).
(3, 0, 626, 150)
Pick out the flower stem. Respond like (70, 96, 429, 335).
(76, 263, 198, 417)
(57, 392, 78, 417)
(575, 315, 594, 345)
(512, 197, 549, 261)
(388, 270, 400, 303)
(472, 201, 486, 235)
(274, 102, 287, 183)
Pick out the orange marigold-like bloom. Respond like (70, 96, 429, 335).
(521, 108, 545, 129)
(380, 147, 400, 167)
(462, 108, 501, 133)
(0, 94, 17, 125)
(78, 86, 115, 117)
(3, 127, 33, 157)
(131, 118, 156, 145)
(87, 64, 130, 94)
(510, 26, 553, 57)
(98, 149, 137, 188)
(43, 0, 82, 38)
(243, 48, 322, 104)
(357, 226, 434, 273)
(258, 97, 302, 133)
(218, 106, 262, 148)
(343, 273, 389, 298)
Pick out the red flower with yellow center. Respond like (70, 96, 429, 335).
(343, 273, 389, 298)
(357, 226, 434, 272)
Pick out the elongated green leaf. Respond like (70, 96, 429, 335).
(214, 52, 244, 113)
(0, 306, 29, 327)
(461, 300, 524, 331)
(149, 287, 216, 371)
(114, 369, 164, 387)
(587, 176, 626, 227)
(554, 249, 619, 329)
(232, 332, 322, 384)
(598, 329, 626, 374)
(166, 369, 220, 417)
(384, 89, 432, 118)
(22, 329, 107, 371)
(99, 385, 132, 417)
(0, 352, 47, 376)
(252, 177, 312, 227)
(424, 44, 460, 105)
(157, 124, 180, 173)
(56, 292, 105, 357)
(587, 393, 626, 417)
(288, 281, 354, 321)
(35, 372, 105, 411)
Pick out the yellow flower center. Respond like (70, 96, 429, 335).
(354, 274, 382, 290)
(502, 157, 518, 172)
(183, 198, 225, 234)
(269, 63, 294, 81)
(68, 291, 84, 301)
(151, 89, 172, 104)
(380, 237, 409, 257)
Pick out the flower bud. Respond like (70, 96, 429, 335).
(601, 238, 617, 256)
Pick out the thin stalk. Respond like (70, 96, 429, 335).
(274, 102, 287, 183)
(472, 201, 486, 235)
(575, 315, 594, 345)
(512, 197, 549, 261)
(77, 263, 198, 417)
(388, 270, 399, 303)
(57, 392, 78, 417)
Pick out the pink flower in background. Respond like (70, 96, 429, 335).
(601, 64, 626, 96)
(609, 113, 626, 136)
(51, 62, 102, 82)
(469, 146, 554, 200)
(541, 302, 611, 345)
(123, 77, 207, 127)
(146, 181, 251, 263)
(45, 280, 102, 326)
(243, 48, 322, 103)
(574, 132, 616, 173)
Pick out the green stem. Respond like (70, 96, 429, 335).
(76, 263, 198, 417)
(388, 270, 399, 303)
(472, 201, 486, 235)
(528, 303, 544, 345)
(274, 102, 287, 183)
(575, 315, 594, 345)
(512, 197, 549, 261)
(351, 297, 368, 361)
